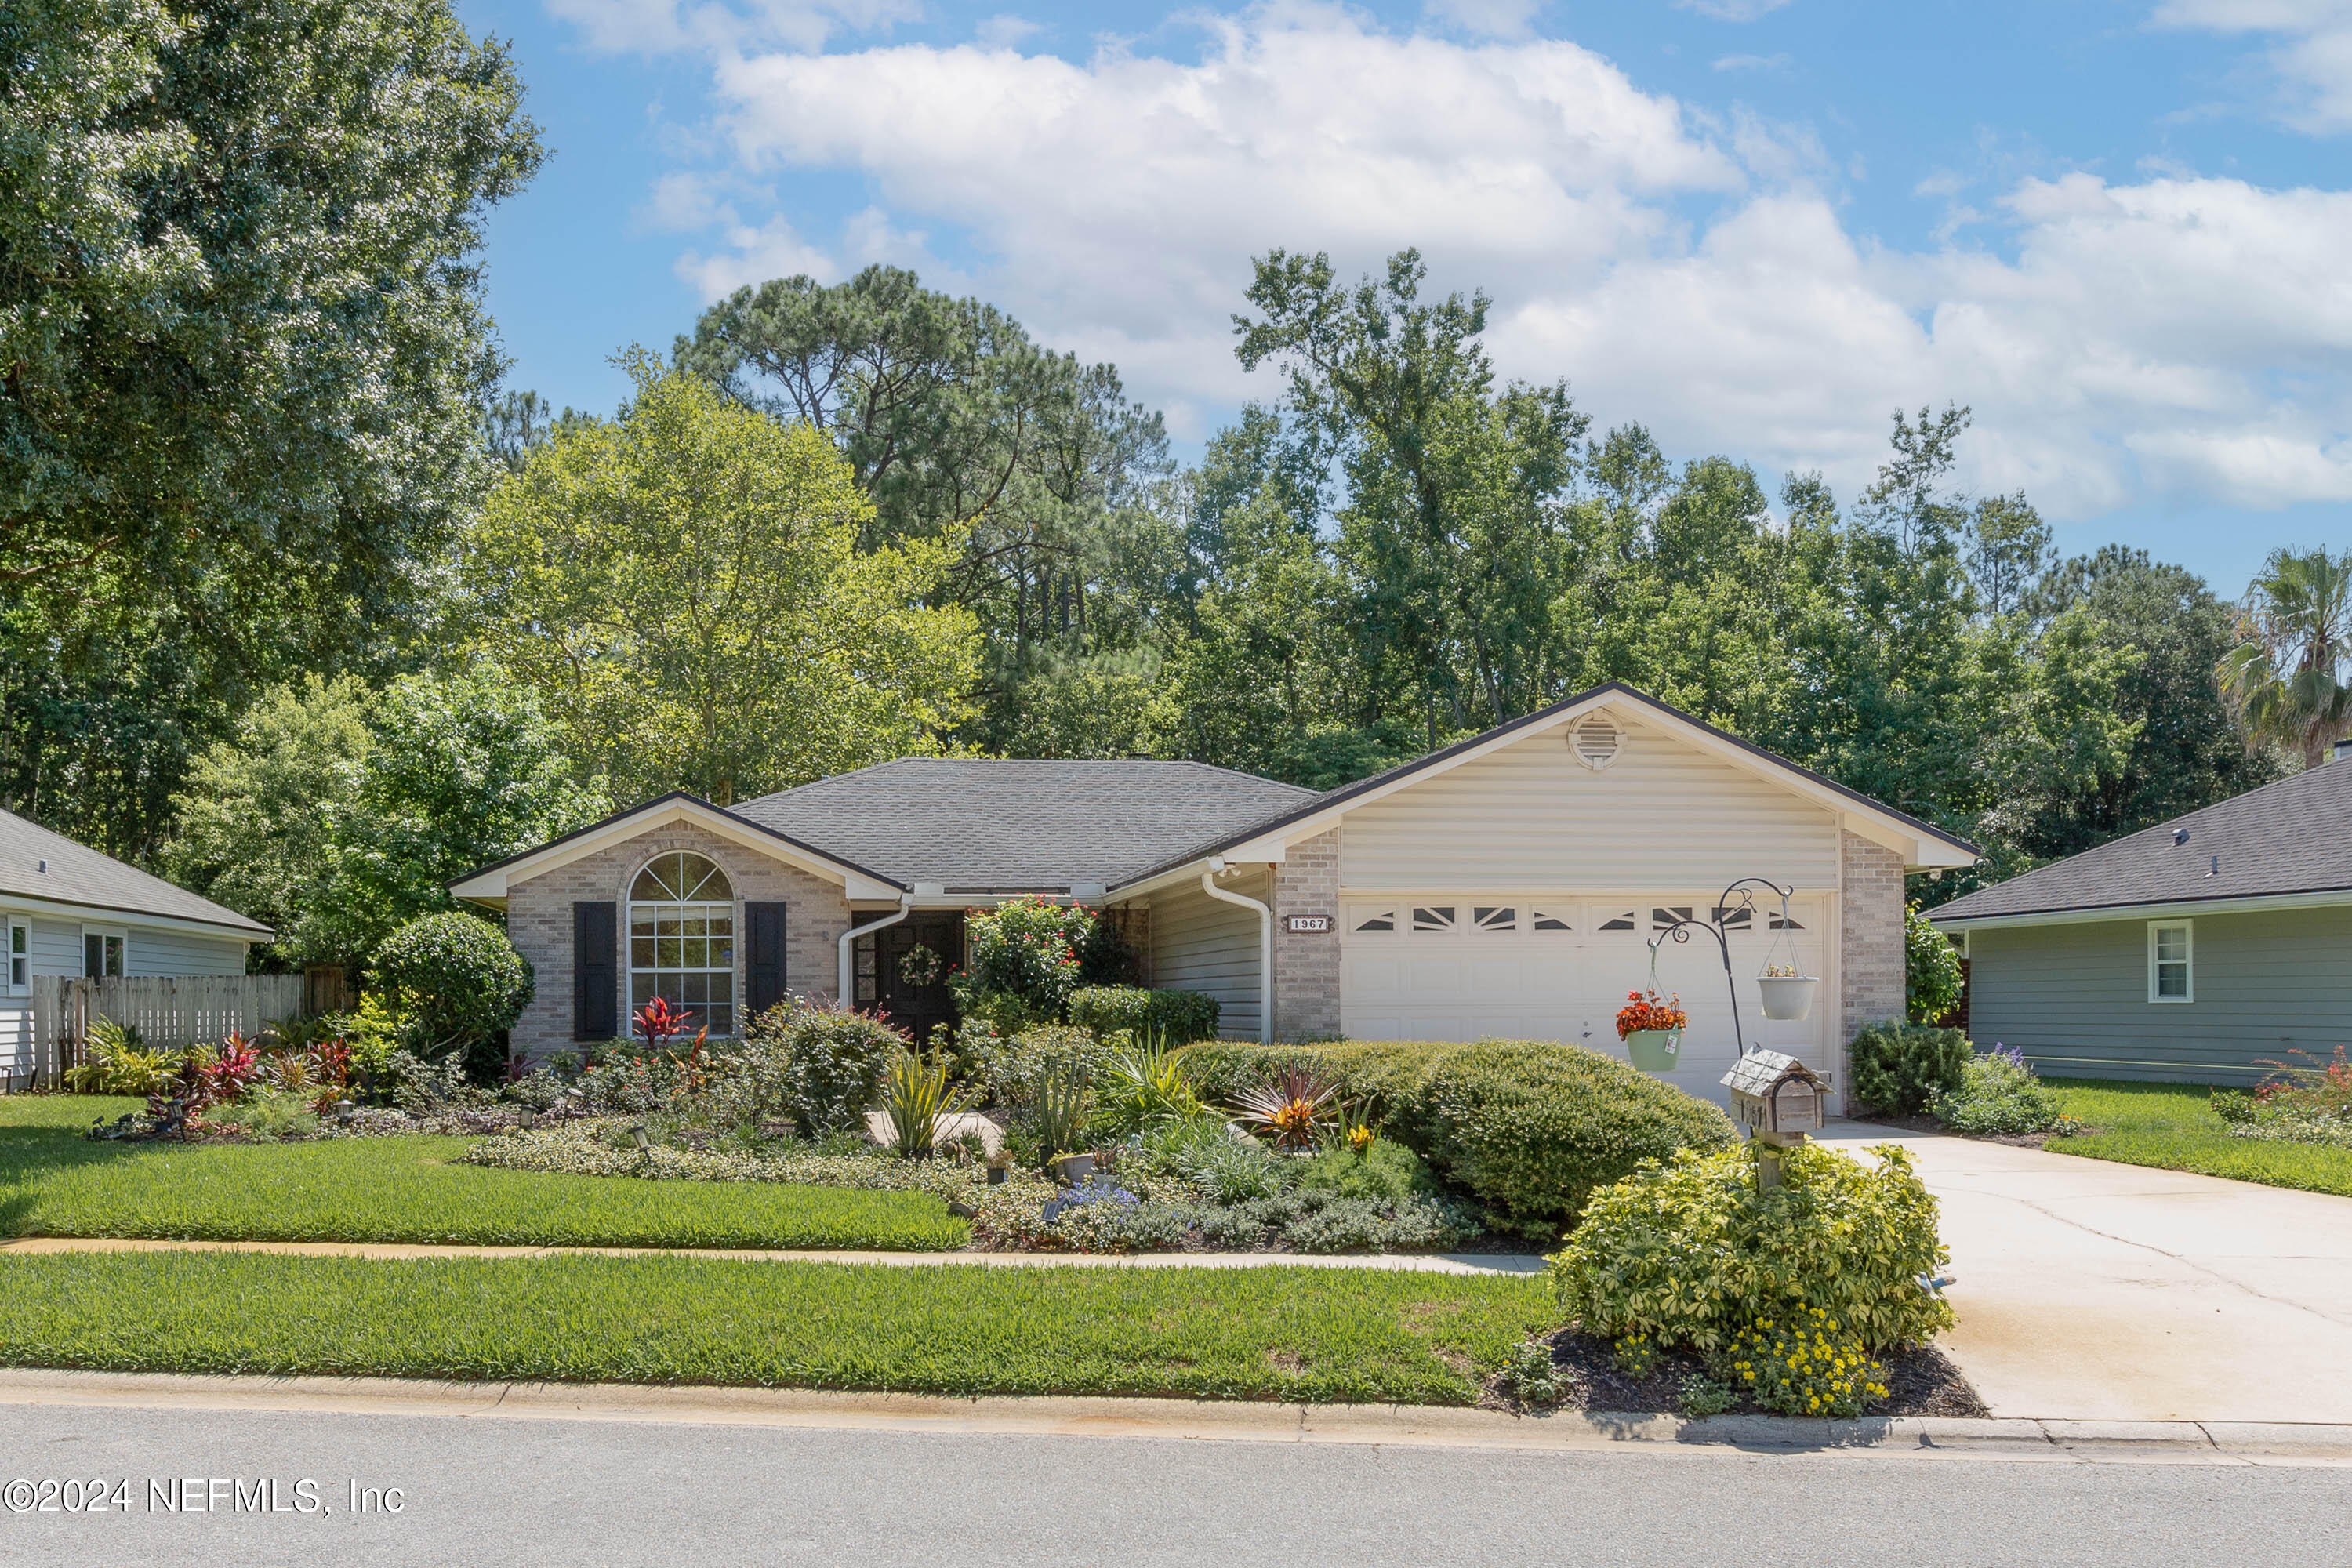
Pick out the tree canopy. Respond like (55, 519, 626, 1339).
(462, 356, 981, 805)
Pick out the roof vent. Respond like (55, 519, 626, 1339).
(2172, 828, 2190, 847)
(2336, 739, 2352, 764)
(1570, 714, 1622, 771)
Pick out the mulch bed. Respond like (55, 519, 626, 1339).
(1486, 1329, 1990, 1419)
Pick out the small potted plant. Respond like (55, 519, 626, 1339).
(1755, 964, 1820, 1021)
(985, 1147, 1012, 1185)
(1617, 989, 1687, 1073)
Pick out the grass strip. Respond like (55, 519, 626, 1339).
(0, 1250, 1554, 1404)
(1, 1098, 966, 1251)
(2045, 1078, 2352, 1200)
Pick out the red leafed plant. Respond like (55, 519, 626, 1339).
(1616, 989, 1687, 1040)
(633, 997, 696, 1053)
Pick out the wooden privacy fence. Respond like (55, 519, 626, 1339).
(24, 974, 313, 1087)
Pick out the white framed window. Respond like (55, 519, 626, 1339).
(1472, 906, 1517, 932)
(628, 852, 736, 1037)
(2147, 920, 2193, 1004)
(6, 916, 27, 995)
(81, 926, 125, 979)
(1410, 906, 1457, 933)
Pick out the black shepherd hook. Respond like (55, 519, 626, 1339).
(1646, 876, 1794, 1060)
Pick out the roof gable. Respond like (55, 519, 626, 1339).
(1932, 760, 2352, 925)
(1114, 683, 1980, 889)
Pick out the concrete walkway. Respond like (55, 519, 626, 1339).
(1817, 1120, 2352, 1424)
(0, 1235, 1548, 1275)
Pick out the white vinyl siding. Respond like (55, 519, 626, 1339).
(122, 928, 250, 978)
(1338, 710, 1842, 896)
(1147, 873, 1266, 1041)
(2147, 920, 2193, 1004)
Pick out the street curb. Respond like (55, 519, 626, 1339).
(2, 1370, 2348, 1465)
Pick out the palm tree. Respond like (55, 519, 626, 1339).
(2220, 546, 2352, 768)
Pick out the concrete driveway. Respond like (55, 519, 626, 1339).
(1815, 1121, 2352, 1423)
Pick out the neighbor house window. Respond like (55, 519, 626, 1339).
(629, 852, 736, 1036)
(6, 918, 26, 995)
(2147, 920, 2193, 1004)
(82, 929, 125, 979)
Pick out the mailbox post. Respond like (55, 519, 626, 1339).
(1719, 1049, 1828, 1189)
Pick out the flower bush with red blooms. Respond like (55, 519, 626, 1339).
(1617, 989, 1688, 1040)
(953, 895, 1100, 1030)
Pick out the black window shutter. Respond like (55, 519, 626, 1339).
(746, 901, 788, 1019)
(573, 901, 617, 1041)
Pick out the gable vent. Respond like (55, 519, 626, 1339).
(1570, 714, 1622, 771)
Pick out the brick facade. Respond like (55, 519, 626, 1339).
(1271, 828, 1342, 1042)
(506, 821, 852, 1063)
(1838, 827, 1907, 1094)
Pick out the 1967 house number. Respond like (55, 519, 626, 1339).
(1284, 915, 1334, 933)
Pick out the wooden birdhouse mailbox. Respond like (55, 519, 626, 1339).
(1721, 1049, 1826, 1145)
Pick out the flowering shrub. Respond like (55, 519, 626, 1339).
(1615, 989, 1686, 1039)
(2216, 1049, 2352, 1148)
(1548, 1141, 1952, 1356)
(953, 896, 1097, 1030)
(1930, 1047, 2080, 1136)
(1719, 1308, 1889, 1418)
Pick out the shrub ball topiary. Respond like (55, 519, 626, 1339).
(369, 912, 532, 1065)
(1847, 1022, 1972, 1115)
(1548, 1141, 1954, 1357)
(1066, 985, 1221, 1044)
(740, 1003, 912, 1138)
(1176, 1038, 1734, 1236)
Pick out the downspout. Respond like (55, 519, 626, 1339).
(838, 895, 915, 1012)
(1200, 858, 1273, 1046)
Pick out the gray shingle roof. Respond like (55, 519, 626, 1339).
(731, 760, 1319, 891)
(0, 808, 271, 935)
(1931, 760, 2352, 924)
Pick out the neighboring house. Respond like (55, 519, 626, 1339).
(0, 808, 274, 1080)
(1930, 753, 2352, 1084)
(452, 684, 1976, 1109)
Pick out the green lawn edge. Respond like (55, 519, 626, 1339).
(0, 1250, 1554, 1406)
(2042, 1077, 2352, 1200)
(0, 1098, 967, 1251)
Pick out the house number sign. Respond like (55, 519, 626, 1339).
(1284, 914, 1334, 933)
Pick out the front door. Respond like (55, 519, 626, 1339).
(874, 913, 962, 1046)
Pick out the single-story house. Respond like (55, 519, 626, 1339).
(0, 807, 275, 1081)
(452, 683, 1978, 1109)
(1930, 751, 2352, 1086)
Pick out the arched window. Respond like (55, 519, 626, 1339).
(629, 852, 736, 1037)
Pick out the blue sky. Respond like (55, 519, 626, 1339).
(456, 0, 2352, 594)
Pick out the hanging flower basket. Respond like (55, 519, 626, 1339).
(1617, 989, 1688, 1075)
(1755, 966, 1820, 1022)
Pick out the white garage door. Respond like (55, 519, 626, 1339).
(1340, 898, 1830, 1104)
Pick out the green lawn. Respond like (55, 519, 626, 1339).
(2045, 1078, 2352, 1199)
(0, 1249, 1553, 1403)
(0, 1096, 967, 1250)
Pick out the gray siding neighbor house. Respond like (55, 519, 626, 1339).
(1930, 755, 2352, 1085)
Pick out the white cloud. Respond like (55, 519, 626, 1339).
(1424, 0, 1542, 38)
(619, 4, 2352, 516)
(2153, 0, 2352, 132)
(974, 13, 1042, 49)
(1677, 0, 1793, 20)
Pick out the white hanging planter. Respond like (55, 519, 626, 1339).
(1756, 975, 1820, 1022)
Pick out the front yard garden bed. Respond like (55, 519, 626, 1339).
(1486, 1330, 1987, 1420)
(0, 1249, 1555, 1405)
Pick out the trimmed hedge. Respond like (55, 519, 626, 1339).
(1848, 1022, 1971, 1115)
(1178, 1039, 1735, 1238)
(1065, 985, 1221, 1044)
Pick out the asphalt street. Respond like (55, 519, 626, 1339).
(2, 1402, 2347, 1566)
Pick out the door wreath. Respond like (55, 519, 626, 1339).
(896, 942, 945, 988)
